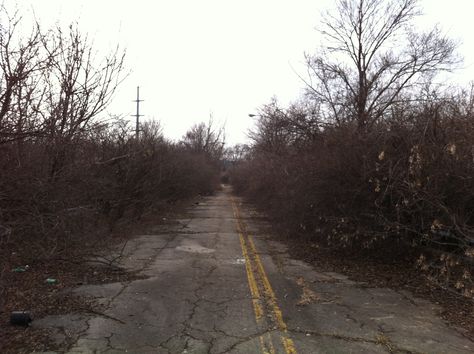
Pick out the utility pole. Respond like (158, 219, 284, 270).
(132, 86, 143, 139)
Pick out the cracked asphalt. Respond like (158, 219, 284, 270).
(35, 187, 474, 353)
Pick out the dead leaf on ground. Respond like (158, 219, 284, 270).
(296, 277, 320, 306)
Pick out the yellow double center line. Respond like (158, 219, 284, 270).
(231, 197, 297, 354)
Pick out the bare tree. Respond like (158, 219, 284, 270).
(42, 25, 125, 140)
(224, 144, 250, 162)
(0, 7, 51, 145)
(182, 118, 225, 161)
(305, 0, 458, 129)
(40, 24, 126, 177)
(250, 99, 320, 153)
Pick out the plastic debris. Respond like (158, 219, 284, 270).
(12, 267, 26, 272)
(45, 278, 58, 284)
(10, 311, 33, 326)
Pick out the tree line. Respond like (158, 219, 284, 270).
(0, 7, 224, 305)
(230, 0, 473, 298)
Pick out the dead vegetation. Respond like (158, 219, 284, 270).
(0, 6, 223, 351)
(230, 0, 474, 303)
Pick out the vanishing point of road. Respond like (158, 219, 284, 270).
(36, 186, 473, 353)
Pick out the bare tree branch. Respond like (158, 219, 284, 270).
(306, 0, 459, 130)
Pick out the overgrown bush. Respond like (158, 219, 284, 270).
(231, 93, 474, 297)
(232, 0, 473, 298)
(0, 118, 221, 253)
(0, 9, 222, 309)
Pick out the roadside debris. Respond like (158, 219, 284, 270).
(12, 265, 29, 272)
(10, 311, 33, 326)
(296, 277, 320, 306)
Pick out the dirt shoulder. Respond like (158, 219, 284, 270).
(0, 197, 199, 354)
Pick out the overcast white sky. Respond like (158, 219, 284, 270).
(6, 0, 474, 144)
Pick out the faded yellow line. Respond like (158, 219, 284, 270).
(266, 332, 276, 354)
(259, 335, 274, 354)
(231, 197, 297, 354)
(231, 203, 263, 319)
(231, 201, 268, 353)
(258, 336, 267, 354)
(247, 236, 297, 354)
(247, 237, 287, 329)
(238, 233, 263, 320)
(282, 337, 297, 354)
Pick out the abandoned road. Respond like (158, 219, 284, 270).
(36, 187, 473, 353)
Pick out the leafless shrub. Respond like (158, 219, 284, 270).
(231, 0, 472, 298)
(0, 5, 221, 305)
(181, 118, 225, 162)
(232, 89, 474, 298)
(0, 7, 50, 145)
